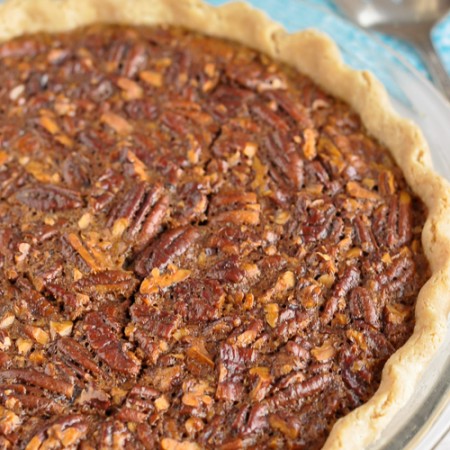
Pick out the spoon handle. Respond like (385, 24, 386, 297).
(372, 22, 450, 102)
(414, 33, 450, 102)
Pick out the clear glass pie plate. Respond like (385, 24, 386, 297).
(207, 1, 450, 449)
(0, 0, 448, 447)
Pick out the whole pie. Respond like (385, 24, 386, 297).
(0, 0, 449, 449)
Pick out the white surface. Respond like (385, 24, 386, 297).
(432, 407, 450, 449)
(436, 425, 450, 449)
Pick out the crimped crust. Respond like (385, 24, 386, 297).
(0, 0, 449, 448)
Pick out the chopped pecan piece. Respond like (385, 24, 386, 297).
(347, 181, 380, 201)
(213, 210, 260, 226)
(0, 406, 20, 435)
(140, 70, 164, 87)
(66, 233, 102, 271)
(101, 111, 133, 135)
(161, 438, 201, 450)
(140, 267, 191, 294)
(117, 77, 143, 100)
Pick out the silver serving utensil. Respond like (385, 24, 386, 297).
(333, 0, 450, 101)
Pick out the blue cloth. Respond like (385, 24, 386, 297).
(310, 0, 450, 78)
(207, 0, 450, 79)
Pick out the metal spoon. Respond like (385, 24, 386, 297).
(333, 0, 450, 101)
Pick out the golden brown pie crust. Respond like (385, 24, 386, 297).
(0, 0, 449, 448)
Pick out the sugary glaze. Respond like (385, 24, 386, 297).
(0, 25, 429, 449)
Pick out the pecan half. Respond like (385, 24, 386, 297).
(82, 312, 141, 376)
(133, 226, 201, 277)
(15, 184, 82, 211)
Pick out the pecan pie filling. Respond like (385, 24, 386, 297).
(0, 25, 429, 449)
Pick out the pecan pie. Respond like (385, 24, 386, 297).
(0, 1, 449, 449)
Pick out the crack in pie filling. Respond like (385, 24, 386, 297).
(0, 2, 448, 449)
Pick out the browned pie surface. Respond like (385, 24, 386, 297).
(0, 25, 429, 449)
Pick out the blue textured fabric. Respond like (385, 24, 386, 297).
(206, 0, 450, 79)
(311, 0, 450, 77)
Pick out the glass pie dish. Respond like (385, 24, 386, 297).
(206, 1, 450, 449)
(0, 0, 447, 447)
